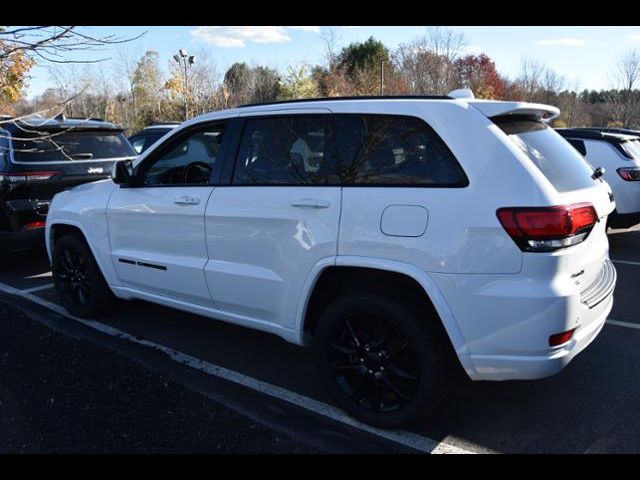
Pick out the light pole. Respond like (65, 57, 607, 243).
(173, 49, 196, 121)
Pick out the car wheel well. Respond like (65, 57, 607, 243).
(51, 224, 85, 246)
(304, 267, 443, 336)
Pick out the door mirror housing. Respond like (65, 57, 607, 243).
(112, 159, 134, 185)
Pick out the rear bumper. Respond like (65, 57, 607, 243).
(461, 294, 612, 381)
(432, 259, 616, 382)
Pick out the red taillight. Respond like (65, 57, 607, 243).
(0, 171, 59, 183)
(24, 221, 46, 230)
(549, 328, 576, 347)
(617, 167, 640, 181)
(497, 203, 598, 252)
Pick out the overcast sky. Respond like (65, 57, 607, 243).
(24, 26, 640, 98)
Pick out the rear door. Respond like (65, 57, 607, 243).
(204, 110, 341, 328)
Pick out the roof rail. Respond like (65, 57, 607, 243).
(69, 117, 107, 122)
(238, 95, 452, 109)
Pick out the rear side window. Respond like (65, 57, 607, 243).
(495, 117, 595, 192)
(334, 114, 468, 186)
(11, 131, 136, 162)
(233, 116, 338, 185)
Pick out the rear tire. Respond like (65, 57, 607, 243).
(52, 233, 114, 318)
(313, 293, 451, 429)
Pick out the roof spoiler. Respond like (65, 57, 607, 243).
(446, 90, 561, 123)
(471, 100, 560, 123)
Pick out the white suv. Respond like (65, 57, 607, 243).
(557, 128, 640, 229)
(45, 95, 617, 428)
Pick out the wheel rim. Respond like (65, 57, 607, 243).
(327, 313, 422, 413)
(54, 247, 92, 309)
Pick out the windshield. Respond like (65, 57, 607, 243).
(10, 130, 136, 162)
(495, 116, 596, 192)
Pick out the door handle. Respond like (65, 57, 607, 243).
(174, 195, 201, 205)
(291, 198, 331, 209)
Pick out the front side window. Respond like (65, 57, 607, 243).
(334, 114, 468, 186)
(139, 124, 226, 186)
(233, 116, 338, 185)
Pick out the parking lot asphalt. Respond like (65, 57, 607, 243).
(0, 224, 639, 453)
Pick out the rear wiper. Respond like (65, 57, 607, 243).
(71, 153, 93, 160)
(591, 167, 605, 181)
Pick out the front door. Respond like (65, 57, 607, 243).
(107, 121, 230, 306)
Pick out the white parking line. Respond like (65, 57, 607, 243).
(23, 283, 54, 294)
(611, 259, 640, 267)
(0, 281, 475, 455)
(607, 319, 640, 330)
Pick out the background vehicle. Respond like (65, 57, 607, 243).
(0, 115, 137, 254)
(46, 95, 616, 428)
(128, 122, 180, 154)
(570, 126, 640, 138)
(557, 128, 640, 229)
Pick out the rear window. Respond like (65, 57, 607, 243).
(11, 130, 136, 162)
(495, 117, 596, 192)
(620, 139, 640, 159)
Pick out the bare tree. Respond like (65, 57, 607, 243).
(393, 26, 468, 94)
(513, 57, 566, 104)
(0, 26, 145, 63)
(186, 49, 223, 115)
(606, 49, 640, 127)
(1, 26, 145, 136)
(320, 26, 342, 67)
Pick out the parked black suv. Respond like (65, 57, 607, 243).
(0, 115, 136, 254)
(128, 122, 180, 154)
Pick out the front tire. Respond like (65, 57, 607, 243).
(52, 233, 114, 318)
(313, 293, 451, 429)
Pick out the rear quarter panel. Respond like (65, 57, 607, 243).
(334, 100, 552, 275)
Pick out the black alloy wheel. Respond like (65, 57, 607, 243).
(328, 313, 421, 413)
(314, 293, 451, 429)
(52, 234, 113, 318)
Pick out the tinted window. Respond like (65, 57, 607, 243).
(567, 139, 587, 156)
(130, 130, 171, 154)
(620, 139, 640, 159)
(11, 131, 136, 162)
(140, 124, 226, 186)
(141, 131, 170, 152)
(334, 114, 467, 186)
(129, 134, 145, 154)
(495, 117, 596, 192)
(234, 116, 338, 185)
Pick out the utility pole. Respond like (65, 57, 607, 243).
(173, 49, 196, 121)
(380, 60, 385, 96)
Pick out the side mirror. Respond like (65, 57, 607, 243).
(112, 159, 134, 185)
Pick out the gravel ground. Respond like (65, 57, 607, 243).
(0, 300, 319, 453)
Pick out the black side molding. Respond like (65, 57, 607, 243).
(118, 258, 167, 271)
